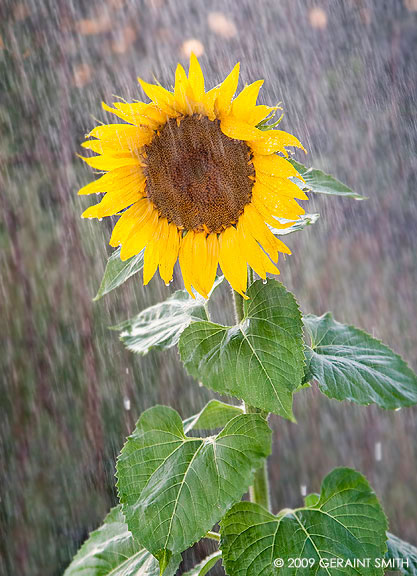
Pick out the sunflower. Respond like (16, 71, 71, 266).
(79, 55, 307, 298)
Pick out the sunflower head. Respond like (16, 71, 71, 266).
(79, 55, 307, 298)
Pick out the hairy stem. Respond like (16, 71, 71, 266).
(244, 403, 271, 511)
(233, 281, 271, 512)
(232, 289, 245, 323)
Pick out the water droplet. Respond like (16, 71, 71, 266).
(300, 484, 307, 497)
(263, 278, 267, 284)
(374, 441, 382, 462)
(98, 218, 103, 222)
(123, 396, 131, 411)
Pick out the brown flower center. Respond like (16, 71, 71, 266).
(143, 115, 254, 233)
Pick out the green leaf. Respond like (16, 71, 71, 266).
(116, 277, 224, 355)
(94, 247, 144, 300)
(116, 406, 271, 561)
(179, 279, 305, 419)
(63, 506, 180, 576)
(304, 313, 417, 409)
(269, 213, 320, 236)
(183, 399, 244, 434)
(289, 159, 366, 200)
(183, 552, 222, 576)
(220, 467, 388, 576)
(385, 533, 417, 575)
(303, 492, 320, 507)
(117, 290, 207, 355)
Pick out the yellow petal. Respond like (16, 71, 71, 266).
(109, 199, 152, 247)
(79, 154, 142, 171)
(220, 116, 265, 141)
(188, 53, 205, 101)
(237, 218, 279, 279)
(218, 226, 247, 297)
(81, 176, 146, 219)
(231, 80, 263, 120)
(214, 62, 240, 117)
(249, 130, 306, 156)
(189, 232, 210, 298)
(205, 233, 220, 296)
(241, 204, 291, 260)
(188, 232, 219, 298)
(252, 192, 304, 227)
(252, 182, 305, 220)
(81, 139, 136, 156)
(88, 124, 154, 150)
(119, 206, 159, 260)
(78, 165, 144, 195)
(179, 231, 195, 298)
(173, 63, 192, 115)
(138, 78, 180, 117)
(143, 218, 168, 285)
(253, 153, 303, 180)
(114, 102, 168, 129)
(158, 222, 180, 284)
(201, 86, 219, 120)
(143, 242, 159, 285)
(102, 101, 165, 130)
(246, 105, 280, 126)
(256, 172, 308, 201)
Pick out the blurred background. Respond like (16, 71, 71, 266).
(1, 0, 416, 574)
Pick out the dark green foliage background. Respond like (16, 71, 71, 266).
(1, 1, 416, 574)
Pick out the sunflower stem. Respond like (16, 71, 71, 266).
(244, 403, 271, 511)
(233, 280, 271, 512)
(205, 530, 221, 542)
(232, 290, 245, 323)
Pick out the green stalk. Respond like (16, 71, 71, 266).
(233, 274, 271, 512)
(205, 530, 221, 542)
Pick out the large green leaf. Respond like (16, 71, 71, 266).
(63, 506, 180, 576)
(303, 313, 417, 409)
(117, 290, 207, 355)
(183, 552, 222, 576)
(116, 277, 223, 355)
(220, 467, 388, 576)
(179, 279, 305, 420)
(289, 159, 366, 200)
(116, 406, 271, 563)
(94, 247, 144, 300)
(183, 399, 244, 434)
(386, 533, 417, 575)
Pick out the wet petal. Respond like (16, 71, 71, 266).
(249, 130, 306, 155)
(220, 116, 264, 141)
(158, 222, 180, 285)
(237, 218, 279, 279)
(109, 199, 152, 248)
(138, 78, 181, 117)
(218, 226, 248, 297)
(81, 176, 145, 219)
(78, 165, 144, 195)
(188, 53, 205, 101)
(79, 154, 141, 171)
(214, 62, 240, 117)
(120, 206, 159, 260)
(231, 80, 263, 120)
